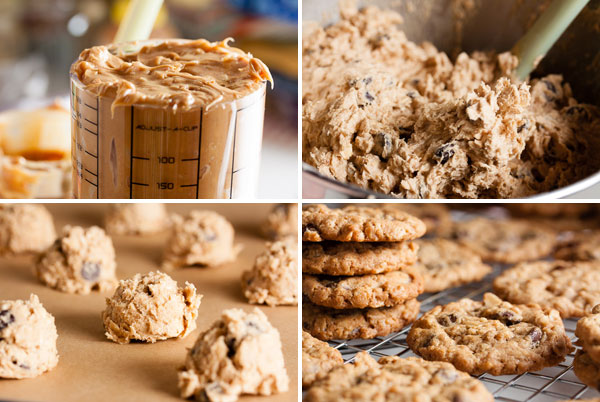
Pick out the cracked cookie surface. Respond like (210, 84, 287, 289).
(493, 260, 600, 318)
(302, 330, 343, 388)
(302, 204, 425, 242)
(302, 269, 423, 309)
(304, 351, 493, 402)
(303, 298, 420, 340)
(406, 293, 573, 375)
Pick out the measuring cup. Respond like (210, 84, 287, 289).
(70, 44, 267, 199)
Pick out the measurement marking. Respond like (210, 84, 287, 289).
(131, 182, 149, 187)
(85, 118, 97, 126)
(85, 168, 98, 177)
(232, 167, 246, 174)
(132, 156, 149, 160)
(84, 178, 98, 187)
(130, 106, 133, 199)
(84, 128, 97, 136)
(196, 108, 203, 199)
(85, 150, 97, 158)
(181, 184, 198, 188)
(182, 157, 199, 162)
(84, 103, 97, 111)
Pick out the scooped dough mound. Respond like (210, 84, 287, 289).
(104, 203, 170, 235)
(241, 238, 298, 306)
(102, 271, 202, 344)
(178, 308, 289, 401)
(262, 204, 298, 240)
(35, 225, 117, 294)
(0, 294, 58, 379)
(162, 210, 239, 269)
(0, 204, 56, 255)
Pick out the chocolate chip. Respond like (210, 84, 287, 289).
(493, 311, 520, 326)
(204, 232, 217, 242)
(0, 310, 15, 331)
(225, 337, 236, 358)
(437, 314, 457, 326)
(81, 262, 101, 281)
(406, 91, 416, 99)
(363, 77, 372, 85)
(373, 133, 393, 159)
(348, 78, 358, 87)
(365, 91, 375, 103)
(19, 363, 29, 370)
(421, 334, 435, 348)
(531, 168, 544, 183)
(434, 144, 455, 165)
(398, 126, 414, 141)
(529, 327, 542, 345)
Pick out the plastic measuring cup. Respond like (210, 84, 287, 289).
(70, 40, 268, 199)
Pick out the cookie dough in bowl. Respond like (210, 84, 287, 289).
(35, 225, 117, 294)
(0, 204, 56, 255)
(102, 271, 202, 344)
(104, 204, 170, 236)
(161, 210, 240, 270)
(178, 308, 289, 401)
(0, 294, 58, 379)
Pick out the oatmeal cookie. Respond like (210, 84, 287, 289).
(574, 349, 600, 390)
(302, 204, 425, 242)
(104, 203, 170, 235)
(575, 305, 600, 364)
(493, 260, 600, 318)
(302, 269, 424, 309)
(414, 238, 492, 293)
(303, 298, 420, 341)
(302, 241, 418, 276)
(450, 217, 556, 263)
(406, 293, 573, 375)
(304, 351, 493, 402)
(0, 204, 55, 255)
(392, 204, 453, 236)
(262, 204, 298, 240)
(554, 231, 600, 261)
(507, 203, 596, 218)
(302, 330, 343, 388)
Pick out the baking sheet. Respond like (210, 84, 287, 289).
(0, 203, 298, 402)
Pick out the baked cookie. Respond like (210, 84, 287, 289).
(0, 204, 55, 255)
(242, 238, 298, 306)
(507, 203, 596, 218)
(104, 203, 170, 235)
(0, 294, 58, 379)
(303, 298, 420, 340)
(302, 241, 418, 276)
(35, 225, 117, 294)
(554, 231, 600, 261)
(302, 269, 424, 309)
(102, 271, 202, 344)
(493, 260, 600, 318)
(574, 349, 600, 390)
(406, 293, 573, 375)
(413, 238, 492, 293)
(304, 351, 493, 402)
(178, 308, 289, 401)
(392, 204, 453, 236)
(162, 210, 240, 269)
(575, 304, 600, 364)
(450, 217, 556, 263)
(302, 330, 343, 388)
(302, 204, 426, 242)
(262, 203, 298, 240)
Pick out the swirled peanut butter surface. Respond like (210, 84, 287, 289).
(72, 39, 272, 110)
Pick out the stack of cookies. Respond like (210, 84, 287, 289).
(301, 204, 426, 340)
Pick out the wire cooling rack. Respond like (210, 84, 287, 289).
(327, 265, 600, 402)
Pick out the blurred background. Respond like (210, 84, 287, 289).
(0, 0, 298, 198)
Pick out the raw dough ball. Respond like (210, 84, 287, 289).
(162, 210, 239, 269)
(35, 225, 117, 294)
(178, 308, 289, 401)
(0, 294, 58, 379)
(105, 203, 170, 236)
(262, 204, 298, 240)
(241, 239, 298, 306)
(0, 204, 55, 255)
(102, 271, 201, 344)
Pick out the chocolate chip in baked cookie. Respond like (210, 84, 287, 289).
(437, 313, 457, 326)
(81, 262, 101, 281)
(434, 144, 455, 165)
(374, 133, 393, 159)
(433, 368, 458, 383)
(529, 327, 542, 346)
(0, 309, 15, 331)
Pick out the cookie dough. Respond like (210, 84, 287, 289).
(575, 305, 600, 364)
(450, 217, 556, 263)
(303, 298, 420, 341)
(35, 225, 117, 294)
(262, 204, 298, 240)
(241, 238, 298, 306)
(302, 204, 426, 242)
(0, 294, 58, 379)
(493, 260, 600, 318)
(302, 330, 343, 388)
(574, 349, 600, 390)
(303, 6, 600, 198)
(178, 308, 289, 401)
(413, 238, 492, 293)
(104, 203, 170, 236)
(407, 293, 573, 375)
(0, 204, 55, 255)
(302, 241, 418, 276)
(162, 210, 239, 270)
(304, 351, 494, 402)
(102, 271, 202, 344)
(302, 269, 424, 310)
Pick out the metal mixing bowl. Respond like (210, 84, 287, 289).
(302, 0, 600, 199)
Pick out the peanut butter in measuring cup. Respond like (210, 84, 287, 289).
(70, 39, 272, 199)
